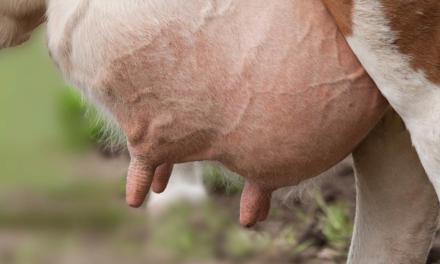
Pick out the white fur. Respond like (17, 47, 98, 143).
(46, 0, 234, 96)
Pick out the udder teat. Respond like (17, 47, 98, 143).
(239, 181, 273, 228)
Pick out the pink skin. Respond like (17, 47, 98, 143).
(0, 0, 385, 227)
(0, 1, 386, 227)
(87, 0, 388, 227)
(240, 182, 272, 227)
(151, 163, 173, 194)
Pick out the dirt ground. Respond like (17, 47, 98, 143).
(1, 150, 439, 264)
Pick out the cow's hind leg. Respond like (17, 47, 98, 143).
(350, 110, 439, 264)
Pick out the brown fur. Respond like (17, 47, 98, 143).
(323, 0, 440, 85)
(380, 0, 440, 84)
(0, 1, 45, 48)
(14, 5, 45, 33)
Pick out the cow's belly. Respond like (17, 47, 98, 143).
(47, 0, 387, 197)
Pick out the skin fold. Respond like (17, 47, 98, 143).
(1, 0, 388, 227)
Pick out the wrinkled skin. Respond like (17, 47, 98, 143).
(56, 0, 388, 227)
(1, 0, 388, 227)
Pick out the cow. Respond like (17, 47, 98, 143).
(1, 0, 438, 263)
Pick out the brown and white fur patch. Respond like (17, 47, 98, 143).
(324, 0, 440, 215)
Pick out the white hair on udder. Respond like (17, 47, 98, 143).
(75, 89, 127, 151)
(90, 109, 126, 151)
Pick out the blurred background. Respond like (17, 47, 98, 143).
(1, 30, 436, 264)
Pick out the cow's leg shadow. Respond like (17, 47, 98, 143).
(350, 110, 439, 264)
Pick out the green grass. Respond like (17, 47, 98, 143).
(315, 192, 353, 252)
(0, 31, 137, 231)
(203, 165, 244, 195)
(0, 30, 111, 190)
(0, 31, 69, 189)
